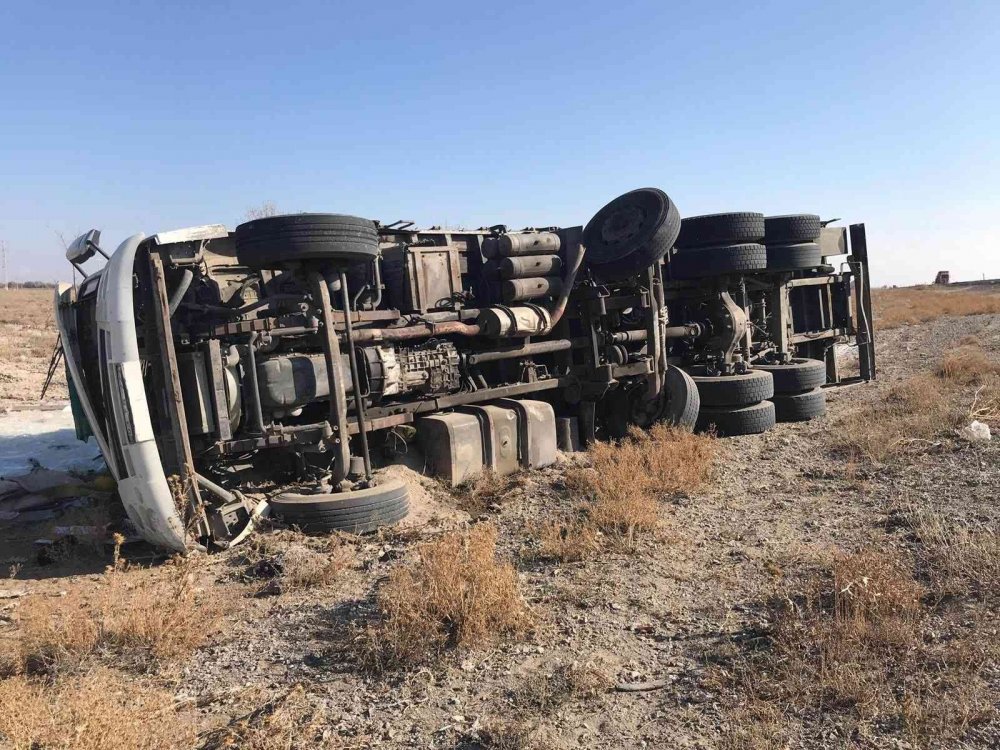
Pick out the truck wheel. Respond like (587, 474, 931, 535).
(584, 188, 681, 281)
(675, 212, 764, 249)
(697, 400, 776, 436)
(603, 366, 700, 438)
(687, 367, 774, 407)
(764, 214, 821, 244)
(764, 242, 822, 271)
(235, 213, 379, 270)
(270, 478, 409, 534)
(663, 365, 700, 430)
(772, 388, 826, 422)
(669, 243, 767, 279)
(750, 357, 827, 393)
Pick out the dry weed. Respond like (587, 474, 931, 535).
(907, 506, 1000, 601)
(719, 546, 996, 744)
(511, 660, 611, 711)
(198, 685, 330, 750)
(239, 533, 352, 593)
(536, 517, 600, 562)
(0, 289, 66, 403)
(874, 286, 1000, 330)
(0, 667, 196, 750)
(568, 424, 714, 543)
(720, 700, 788, 750)
(456, 470, 517, 514)
(355, 524, 530, 669)
(934, 345, 1000, 385)
(833, 375, 961, 463)
(968, 374, 1000, 424)
(11, 557, 222, 673)
(472, 718, 558, 750)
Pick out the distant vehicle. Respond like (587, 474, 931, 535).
(56, 190, 875, 551)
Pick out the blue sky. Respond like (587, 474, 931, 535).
(1, 0, 997, 285)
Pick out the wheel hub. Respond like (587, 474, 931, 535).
(601, 204, 646, 245)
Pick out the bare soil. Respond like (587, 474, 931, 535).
(1, 289, 999, 749)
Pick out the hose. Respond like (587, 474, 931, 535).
(168, 269, 194, 316)
(541, 243, 586, 334)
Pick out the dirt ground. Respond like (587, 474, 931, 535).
(1, 288, 998, 749)
(0, 288, 67, 410)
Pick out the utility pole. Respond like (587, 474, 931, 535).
(1, 241, 7, 290)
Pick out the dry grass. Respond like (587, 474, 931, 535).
(536, 516, 601, 562)
(874, 286, 1000, 330)
(354, 524, 530, 669)
(968, 374, 1000, 424)
(455, 470, 518, 515)
(567, 424, 715, 544)
(511, 660, 611, 711)
(238, 532, 353, 593)
(0, 288, 66, 403)
(198, 685, 331, 750)
(835, 343, 1000, 463)
(907, 506, 1000, 601)
(934, 345, 1000, 385)
(0, 667, 196, 750)
(718, 525, 1000, 746)
(472, 718, 558, 750)
(8, 558, 222, 674)
(834, 374, 963, 463)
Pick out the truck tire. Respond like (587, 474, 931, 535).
(772, 388, 826, 422)
(697, 400, 776, 436)
(687, 367, 774, 407)
(675, 212, 764, 249)
(235, 213, 379, 270)
(603, 366, 700, 438)
(664, 365, 701, 430)
(750, 357, 827, 393)
(765, 242, 823, 271)
(270, 479, 409, 534)
(764, 214, 821, 244)
(584, 188, 681, 281)
(669, 243, 767, 279)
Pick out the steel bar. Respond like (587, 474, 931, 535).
(310, 271, 352, 484)
(339, 270, 372, 481)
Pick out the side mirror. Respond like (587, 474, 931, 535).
(66, 229, 103, 264)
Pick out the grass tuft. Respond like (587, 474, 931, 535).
(568, 424, 715, 544)
(354, 524, 530, 669)
(536, 517, 601, 563)
(934, 345, 1000, 385)
(9, 557, 222, 674)
(198, 685, 329, 750)
(0, 667, 196, 750)
(718, 532, 1000, 745)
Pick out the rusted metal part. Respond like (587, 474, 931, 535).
(498, 231, 561, 256)
(500, 255, 562, 279)
(663, 324, 703, 339)
(148, 252, 208, 536)
(207, 309, 400, 337)
(310, 271, 352, 484)
(502, 276, 564, 302)
(243, 333, 266, 434)
(350, 319, 481, 343)
(541, 241, 586, 334)
(849, 223, 876, 381)
(466, 339, 574, 365)
(204, 339, 232, 441)
(338, 270, 372, 480)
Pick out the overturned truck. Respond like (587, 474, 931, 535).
(56, 188, 876, 551)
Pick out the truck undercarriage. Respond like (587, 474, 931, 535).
(56, 188, 875, 551)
